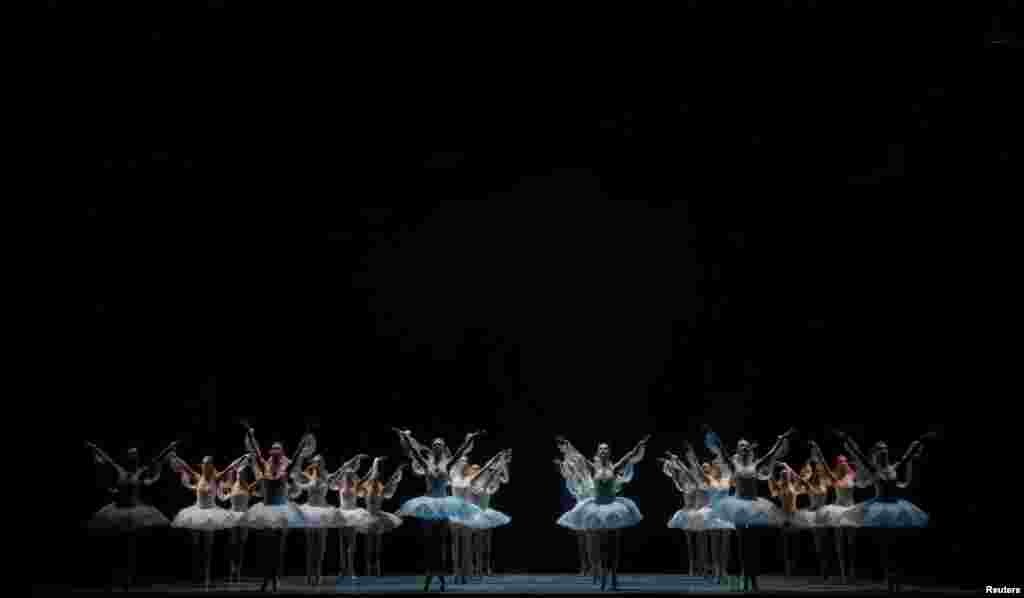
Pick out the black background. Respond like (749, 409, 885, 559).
(47, 4, 1018, 590)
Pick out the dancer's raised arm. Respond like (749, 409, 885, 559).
(216, 454, 251, 482)
(383, 463, 406, 499)
(895, 435, 930, 488)
(755, 428, 796, 471)
(86, 442, 127, 479)
(808, 441, 839, 484)
(449, 430, 485, 466)
(613, 435, 650, 475)
(169, 452, 198, 490)
(243, 424, 263, 462)
(832, 429, 878, 482)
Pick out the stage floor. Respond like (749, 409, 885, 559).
(63, 573, 974, 594)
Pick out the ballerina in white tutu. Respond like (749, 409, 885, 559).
(328, 452, 371, 581)
(239, 425, 312, 593)
(660, 450, 705, 576)
(555, 456, 595, 575)
(392, 427, 485, 592)
(555, 434, 649, 591)
(355, 457, 406, 577)
(85, 441, 176, 589)
(169, 451, 251, 587)
(468, 449, 511, 577)
(797, 453, 834, 582)
(707, 427, 795, 592)
(808, 440, 861, 584)
(291, 448, 346, 586)
(832, 429, 932, 592)
(768, 462, 814, 578)
(697, 444, 736, 584)
(218, 463, 261, 583)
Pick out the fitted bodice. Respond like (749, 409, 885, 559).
(305, 478, 331, 507)
(734, 473, 758, 499)
(806, 491, 827, 509)
(682, 489, 697, 509)
(834, 485, 855, 507)
(336, 482, 360, 509)
(693, 488, 710, 509)
(425, 475, 448, 498)
(451, 481, 471, 500)
(593, 477, 617, 503)
(113, 479, 142, 507)
(261, 477, 288, 506)
(478, 493, 491, 510)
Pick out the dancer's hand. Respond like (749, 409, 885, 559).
(831, 428, 847, 440)
(780, 427, 797, 439)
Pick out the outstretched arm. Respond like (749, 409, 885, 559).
(754, 428, 796, 470)
(612, 435, 650, 475)
(832, 429, 879, 481)
(807, 441, 839, 484)
(328, 454, 369, 484)
(168, 453, 198, 490)
(895, 436, 929, 488)
(217, 454, 252, 482)
(243, 426, 264, 462)
(393, 428, 431, 473)
(449, 430, 485, 467)
(383, 464, 406, 499)
(86, 442, 128, 479)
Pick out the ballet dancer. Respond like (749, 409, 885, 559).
(85, 441, 176, 589)
(709, 427, 795, 592)
(448, 455, 477, 584)
(555, 456, 593, 576)
(291, 452, 346, 586)
(392, 427, 486, 592)
(239, 426, 311, 593)
(809, 440, 860, 584)
(356, 457, 406, 577)
(798, 454, 833, 582)
(832, 429, 932, 593)
(469, 450, 511, 577)
(555, 434, 648, 591)
(449, 450, 509, 582)
(219, 461, 261, 583)
(696, 435, 736, 584)
(660, 451, 704, 576)
(329, 452, 371, 581)
(168, 451, 251, 587)
(768, 462, 813, 578)
(679, 440, 734, 578)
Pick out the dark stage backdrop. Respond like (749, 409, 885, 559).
(52, 8, 1016, 590)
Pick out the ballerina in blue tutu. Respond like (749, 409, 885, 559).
(832, 429, 932, 592)
(555, 434, 649, 591)
(392, 427, 485, 592)
(238, 426, 312, 593)
(707, 426, 795, 592)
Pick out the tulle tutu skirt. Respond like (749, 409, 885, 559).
(456, 508, 511, 530)
(816, 504, 857, 528)
(783, 509, 818, 530)
(557, 497, 643, 531)
(711, 496, 785, 528)
(667, 508, 702, 531)
(88, 503, 170, 534)
(299, 505, 345, 528)
(839, 497, 928, 528)
(695, 506, 736, 531)
(396, 496, 482, 521)
(172, 505, 241, 531)
(353, 511, 403, 534)
(240, 502, 307, 530)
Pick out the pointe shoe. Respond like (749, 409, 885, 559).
(423, 575, 432, 591)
